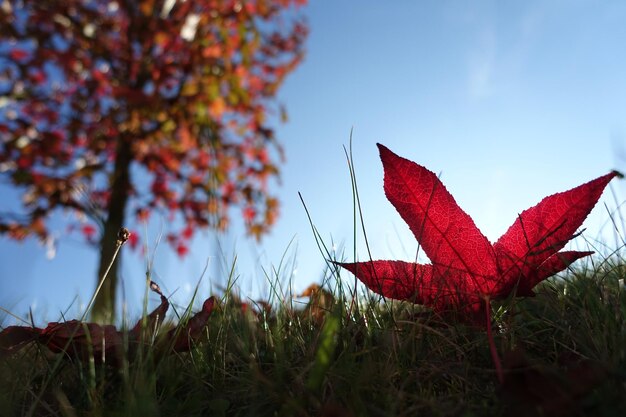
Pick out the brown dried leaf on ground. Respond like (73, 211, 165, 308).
(129, 294, 169, 342)
(0, 291, 216, 365)
(0, 326, 40, 357)
(299, 283, 335, 324)
(168, 296, 217, 352)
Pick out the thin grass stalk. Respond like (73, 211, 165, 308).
(25, 227, 129, 417)
(82, 242, 122, 322)
(343, 132, 371, 318)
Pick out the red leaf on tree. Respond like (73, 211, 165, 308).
(81, 224, 97, 240)
(28, 70, 46, 84)
(176, 243, 189, 257)
(181, 225, 193, 240)
(337, 144, 619, 325)
(9, 48, 29, 61)
(243, 206, 256, 223)
(0, 0, 308, 321)
(127, 231, 139, 250)
(136, 208, 150, 222)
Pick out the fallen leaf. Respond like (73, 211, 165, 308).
(0, 289, 216, 365)
(129, 294, 169, 342)
(169, 296, 217, 352)
(298, 283, 335, 324)
(337, 144, 619, 324)
(40, 321, 122, 364)
(0, 326, 39, 357)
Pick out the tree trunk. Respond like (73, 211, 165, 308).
(91, 136, 133, 323)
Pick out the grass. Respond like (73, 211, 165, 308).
(2, 144, 625, 416)
(1, 254, 626, 417)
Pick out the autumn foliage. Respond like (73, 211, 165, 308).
(0, 283, 217, 366)
(0, 0, 308, 320)
(338, 144, 619, 325)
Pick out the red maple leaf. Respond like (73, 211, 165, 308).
(338, 144, 619, 325)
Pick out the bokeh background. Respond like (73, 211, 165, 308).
(2, 1, 626, 323)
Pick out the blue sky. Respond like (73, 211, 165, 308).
(2, 1, 626, 324)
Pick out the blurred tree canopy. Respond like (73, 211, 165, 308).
(0, 0, 308, 322)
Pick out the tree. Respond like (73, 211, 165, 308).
(0, 0, 308, 322)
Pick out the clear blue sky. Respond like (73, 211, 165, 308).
(2, 1, 626, 325)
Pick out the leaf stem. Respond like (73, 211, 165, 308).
(485, 298, 503, 383)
